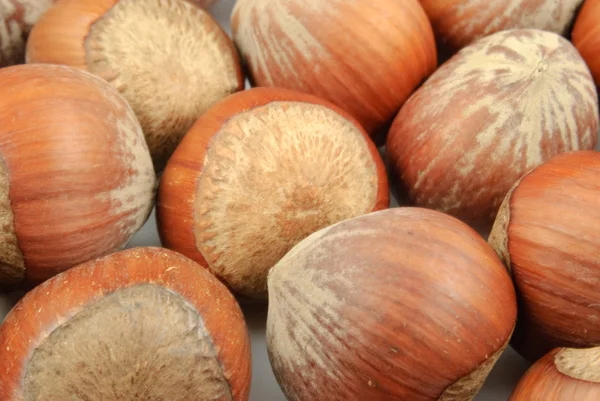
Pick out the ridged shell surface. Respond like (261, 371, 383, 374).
(387, 29, 598, 229)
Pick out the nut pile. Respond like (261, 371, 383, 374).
(1, 0, 600, 400)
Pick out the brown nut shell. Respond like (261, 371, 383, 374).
(157, 87, 389, 299)
(26, 0, 244, 171)
(420, 0, 584, 53)
(387, 29, 598, 231)
(572, 0, 600, 87)
(490, 150, 600, 361)
(267, 207, 517, 401)
(231, 0, 437, 135)
(509, 346, 600, 400)
(0, 64, 155, 288)
(0, 247, 251, 401)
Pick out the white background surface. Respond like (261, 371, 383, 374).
(0, 1, 534, 399)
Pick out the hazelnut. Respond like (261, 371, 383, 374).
(231, 0, 437, 134)
(0, 64, 155, 288)
(157, 87, 389, 299)
(26, 0, 244, 171)
(420, 0, 584, 53)
(0, 247, 251, 400)
(267, 207, 517, 400)
(510, 346, 600, 400)
(572, 0, 600, 86)
(387, 29, 598, 231)
(490, 150, 600, 361)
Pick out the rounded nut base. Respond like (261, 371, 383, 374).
(24, 284, 232, 401)
(193, 100, 381, 298)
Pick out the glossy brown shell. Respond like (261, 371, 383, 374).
(387, 29, 598, 231)
(420, 0, 584, 52)
(157, 87, 389, 299)
(0, 247, 251, 400)
(573, 0, 600, 86)
(267, 207, 517, 401)
(490, 151, 600, 361)
(232, 0, 437, 134)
